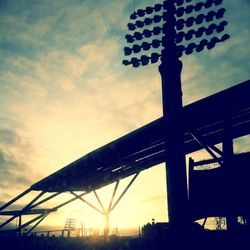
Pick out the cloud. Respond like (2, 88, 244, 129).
(0, 148, 31, 189)
(0, 127, 40, 196)
(0, 0, 130, 57)
(0, 127, 21, 145)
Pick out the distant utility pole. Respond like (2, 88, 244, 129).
(123, 0, 229, 228)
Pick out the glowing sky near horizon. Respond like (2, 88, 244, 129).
(0, 0, 249, 231)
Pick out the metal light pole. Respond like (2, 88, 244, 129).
(122, 0, 229, 228)
(159, 1, 188, 228)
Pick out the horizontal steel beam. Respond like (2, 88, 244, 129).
(0, 208, 56, 216)
(10, 80, 250, 193)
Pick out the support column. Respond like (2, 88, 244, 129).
(18, 215, 22, 237)
(160, 59, 189, 228)
(159, 55, 189, 229)
(223, 113, 237, 230)
(188, 157, 195, 199)
(104, 213, 109, 238)
(160, 1, 189, 229)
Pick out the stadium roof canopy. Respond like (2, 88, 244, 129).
(31, 80, 250, 193)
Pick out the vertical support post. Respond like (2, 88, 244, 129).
(188, 157, 198, 224)
(18, 215, 22, 237)
(104, 180, 120, 239)
(104, 213, 109, 238)
(223, 112, 237, 230)
(159, 2, 189, 229)
(188, 157, 195, 199)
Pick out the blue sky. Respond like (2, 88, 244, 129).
(0, 0, 249, 232)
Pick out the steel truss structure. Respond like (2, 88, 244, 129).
(0, 79, 249, 235)
(0, 173, 139, 236)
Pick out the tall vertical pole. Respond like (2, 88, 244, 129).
(223, 112, 237, 230)
(159, 1, 189, 229)
(104, 213, 109, 238)
(18, 215, 22, 237)
(123, 0, 230, 232)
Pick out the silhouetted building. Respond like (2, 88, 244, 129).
(141, 220, 169, 240)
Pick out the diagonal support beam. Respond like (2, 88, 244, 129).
(30, 192, 61, 209)
(208, 144, 223, 156)
(0, 188, 31, 212)
(108, 180, 120, 213)
(25, 214, 48, 235)
(23, 191, 45, 211)
(71, 191, 104, 215)
(0, 192, 87, 231)
(20, 214, 45, 230)
(111, 172, 139, 211)
(191, 132, 223, 165)
(0, 191, 45, 229)
(202, 217, 207, 228)
(93, 190, 106, 214)
(0, 215, 16, 229)
(53, 192, 87, 210)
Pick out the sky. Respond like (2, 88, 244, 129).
(0, 0, 249, 234)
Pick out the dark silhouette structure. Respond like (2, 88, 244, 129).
(122, 0, 230, 228)
(0, 80, 249, 236)
(0, 1, 249, 246)
(189, 152, 250, 225)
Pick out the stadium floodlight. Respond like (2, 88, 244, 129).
(123, 0, 229, 67)
(137, 9, 145, 17)
(154, 4, 162, 12)
(145, 6, 154, 15)
(134, 32, 143, 40)
(153, 26, 162, 35)
(122, 0, 230, 228)
(143, 29, 152, 38)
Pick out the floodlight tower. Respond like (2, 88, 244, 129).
(123, 0, 229, 228)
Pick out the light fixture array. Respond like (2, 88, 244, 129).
(123, 0, 230, 67)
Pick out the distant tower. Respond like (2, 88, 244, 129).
(64, 218, 77, 237)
